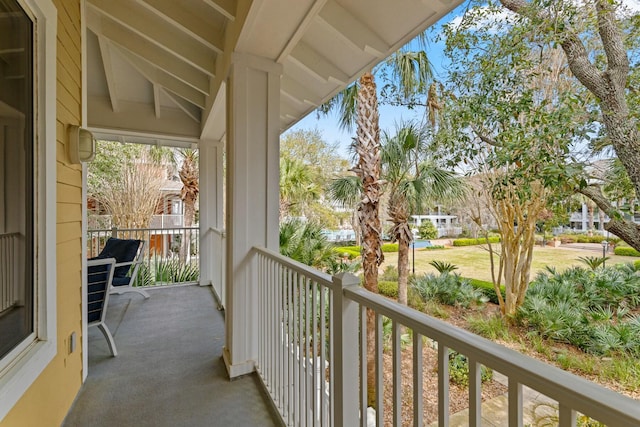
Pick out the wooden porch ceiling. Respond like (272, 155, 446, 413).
(86, 0, 464, 144)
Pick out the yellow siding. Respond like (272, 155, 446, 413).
(1, 1, 84, 426)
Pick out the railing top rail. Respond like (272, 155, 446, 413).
(252, 246, 335, 289)
(344, 285, 640, 426)
(88, 227, 199, 233)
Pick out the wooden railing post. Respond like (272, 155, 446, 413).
(332, 272, 360, 427)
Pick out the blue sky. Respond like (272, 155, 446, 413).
(286, 0, 640, 159)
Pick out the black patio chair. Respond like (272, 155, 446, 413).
(92, 237, 150, 299)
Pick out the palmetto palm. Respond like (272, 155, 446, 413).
(323, 47, 433, 406)
(279, 155, 320, 219)
(177, 149, 199, 262)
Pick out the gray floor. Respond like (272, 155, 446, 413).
(63, 285, 280, 427)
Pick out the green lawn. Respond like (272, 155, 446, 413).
(382, 245, 638, 282)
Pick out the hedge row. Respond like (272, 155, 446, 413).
(334, 243, 400, 257)
(452, 237, 500, 247)
(614, 246, 640, 257)
(558, 234, 621, 244)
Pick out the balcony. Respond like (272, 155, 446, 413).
(65, 250, 640, 427)
(63, 285, 280, 426)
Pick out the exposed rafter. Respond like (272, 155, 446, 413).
(202, 0, 236, 21)
(289, 41, 349, 85)
(96, 35, 119, 112)
(136, 0, 224, 54)
(118, 48, 207, 109)
(316, 0, 388, 57)
(87, 0, 216, 76)
(160, 87, 202, 123)
(88, 11, 210, 95)
(276, 0, 328, 63)
(281, 76, 320, 106)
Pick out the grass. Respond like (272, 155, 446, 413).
(384, 245, 636, 282)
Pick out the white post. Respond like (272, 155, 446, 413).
(199, 139, 223, 290)
(332, 273, 360, 427)
(224, 54, 281, 378)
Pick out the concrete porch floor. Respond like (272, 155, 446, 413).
(63, 285, 280, 427)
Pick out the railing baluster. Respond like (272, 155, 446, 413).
(320, 286, 327, 427)
(288, 267, 294, 424)
(438, 344, 449, 427)
(413, 332, 423, 427)
(360, 305, 367, 427)
(559, 404, 577, 427)
(468, 356, 481, 427)
(311, 280, 318, 426)
(376, 313, 384, 426)
(508, 380, 523, 427)
(392, 320, 401, 427)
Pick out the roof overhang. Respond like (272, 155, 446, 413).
(86, 0, 464, 144)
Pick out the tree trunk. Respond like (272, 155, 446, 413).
(355, 71, 383, 407)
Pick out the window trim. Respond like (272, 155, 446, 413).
(0, 0, 57, 421)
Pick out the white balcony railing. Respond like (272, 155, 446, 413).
(253, 246, 640, 427)
(0, 232, 19, 314)
(210, 227, 226, 309)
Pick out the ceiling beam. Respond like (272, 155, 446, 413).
(96, 36, 119, 112)
(202, 0, 236, 21)
(118, 48, 207, 109)
(87, 0, 216, 76)
(153, 83, 161, 118)
(316, 0, 388, 57)
(281, 76, 320, 106)
(161, 88, 201, 123)
(289, 41, 349, 85)
(276, 0, 328, 63)
(87, 9, 211, 94)
(136, 0, 224, 53)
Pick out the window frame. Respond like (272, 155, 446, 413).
(0, 0, 57, 421)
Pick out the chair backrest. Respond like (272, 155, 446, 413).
(98, 237, 144, 278)
(87, 258, 116, 325)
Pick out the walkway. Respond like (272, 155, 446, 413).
(63, 285, 280, 427)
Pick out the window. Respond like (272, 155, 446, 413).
(0, 0, 34, 360)
(0, 0, 56, 420)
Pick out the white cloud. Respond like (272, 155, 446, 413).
(621, 0, 640, 14)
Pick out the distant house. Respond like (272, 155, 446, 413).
(410, 214, 462, 238)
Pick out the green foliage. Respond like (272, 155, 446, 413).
(378, 281, 399, 299)
(155, 259, 199, 283)
(418, 220, 438, 239)
(466, 315, 510, 341)
(380, 265, 399, 281)
(332, 247, 360, 259)
(614, 246, 640, 257)
(428, 260, 458, 274)
(466, 278, 505, 305)
(280, 219, 334, 269)
(448, 352, 493, 387)
(557, 234, 621, 244)
(518, 265, 640, 356)
(412, 273, 488, 308)
(452, 237, 500, 246)
(381, 243, 399, 252)
(577, 256, 609, 270)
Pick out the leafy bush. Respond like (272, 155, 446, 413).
(429, 260, 458, 274)
(466, 278, 505, 304)
(418, 221, 438, 239)
(378, 281, 399, 298)
(332, 247, 360, 259)
(614, 246, 640, 257)
(380, 265, 399, 281)
(518, 266, 640, 356)
(381, 243, 399, 252)
(448, 352, 493, 386)
(412, 273, 488, 308)
(452, 236, 500, 246)
(557, 234, 621, 244)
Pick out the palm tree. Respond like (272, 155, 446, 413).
(381, 123, 466, 307)
(279, 155, 320, 219)
(178, 149, 199, 262)
(322, 46, 433, 407)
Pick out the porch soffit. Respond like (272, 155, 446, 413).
(86, 0, 464, 145)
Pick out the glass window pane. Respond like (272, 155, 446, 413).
(0, 0, 34, 359)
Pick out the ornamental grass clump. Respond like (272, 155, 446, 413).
(412, 272, 488, 308)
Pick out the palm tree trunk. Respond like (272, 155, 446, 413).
(355, 71, 383, 407)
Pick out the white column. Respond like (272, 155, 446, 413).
(199, 139, 224, 291)
(223, 54, 281, 377)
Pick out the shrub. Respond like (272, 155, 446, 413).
(557, 234, 621, 245)
(418, 221, 438, 239)
(380, 265, 399, 281)
(381, 243, 399, 252)
(333, 246, 360, 259)
(412, 273, 488, 308)
(615, 246, 640, 257)
(448, 352, 493, 386)
(429, 260, 458, 274)
(452, 236, 500, 246)
(378, 281, 399, 298)
(466, 278, 505, 305)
